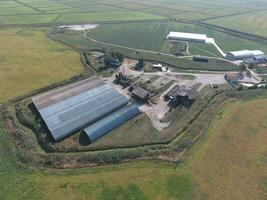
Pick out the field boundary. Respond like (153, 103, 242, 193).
(177, 19, 267, 45)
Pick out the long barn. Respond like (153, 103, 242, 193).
(32, 77, 134, 142)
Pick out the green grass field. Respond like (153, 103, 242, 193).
(207, 10, 267, 37)
(0, 14, 59, 24)
(50, 27, 238, 71)
(86, 21, 267, 56)
(1, 96, 266, 200)
(1, 0, 267, 25)
(56, 12, 164, 23)
(0, 28, 84, 103)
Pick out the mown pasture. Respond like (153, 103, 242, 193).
(55, 12, 164, 23)
(0, 28, 84, 103)
(0, 96, 266, 200)
(86, 21, 267, 55)
(0, 14, 59, 24)
(50, 26, 238, 71)
(1, 0, 266, 25)
(207, 10, 267, 37)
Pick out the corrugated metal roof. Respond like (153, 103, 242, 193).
(33, 78, 128, 141)
(32, 76, 104, 110)
(83, 104, 140, 142)
(132, 87, 150, 100)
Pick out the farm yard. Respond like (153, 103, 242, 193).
(1, 0, 267, 200)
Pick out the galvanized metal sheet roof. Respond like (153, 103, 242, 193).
(33, 78, 128, 141)
(83, 104, 140, 142)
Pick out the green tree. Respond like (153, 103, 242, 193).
(239, 62, 247, 72)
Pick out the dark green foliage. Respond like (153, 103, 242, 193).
(110, 51, 124, 62)
(239, 62, 247, 72)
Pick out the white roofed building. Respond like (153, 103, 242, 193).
(225, 50, 264, 61)
(167, 32, 208, 43)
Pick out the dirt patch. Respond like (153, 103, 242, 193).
(58, 24, 98, 31)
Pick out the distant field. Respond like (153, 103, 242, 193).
(0, 28, 84, 103)
(56, 12, 164, 23)
(87, 21, 267, 55)
(51, 25, 238, 71)
(207, 10, 267, 37)
(0, 14, 58, 24)
(88, 22, 172, 52)
(1, 96, 266, 199)
(0, 6, 38, 15)
(1, 0, 267, 25)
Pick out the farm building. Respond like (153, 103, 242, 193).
(152, 64, 169, 72)
(193, 56, 209, 62)
(243, 54, 267, 65)
(164, 85, 198, 107)
(83, 104, 140, 143)
(225, 50, 264, 61)
(167, 31, 208, 43)
(32, 77, 131, 142)
(131, 87, 150, 101)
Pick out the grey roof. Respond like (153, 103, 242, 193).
(83, 104, 140, 142)
(32, 78, 128, 141)
(254, 54, 267, 59)
(165, 85, 198, 100)
(132, 87, 150, 100)
(244, 54, 267, 64)
(226, 50, 264, 60)
(32, 76, 104, 110)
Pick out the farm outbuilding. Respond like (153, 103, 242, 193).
(83, 104, 140, 143)
(243, 54, 267, 65)
(164, 85, 198, 107)
(131, 87, 150, 101)
(32, 77, 129, 141)
(167, 31, 208, 43)
(225, 50, 264, 61)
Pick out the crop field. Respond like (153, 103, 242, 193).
(55, 12, 163, 23)
(50, 27, 238, 71)
(1, 96, 267, 200)
(1, 0, 267, 25)
(0, 28, 84, 103)
(86, 21, 267, 55)
(206, 10, 267, 37)
(0, 14, 59, 24)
